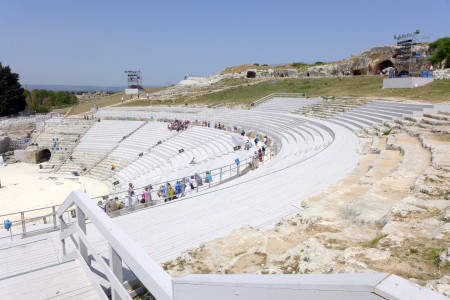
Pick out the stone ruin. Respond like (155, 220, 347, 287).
(176, 43, 449, 89)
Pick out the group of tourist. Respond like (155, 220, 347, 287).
(98, 170, 216, 213)
(98, 182, 153, 212)
(96, 119, 276, 214)
(155, 172, 212, 202)
(99, 196, 124, 212)
(243, 133, 275, 170)
(168, 119, 190, 132)
(199, 121, 211, 127)
(214, 123, 226, 130)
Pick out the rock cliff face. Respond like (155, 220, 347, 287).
(303, 44, 431, 77)
(176, 43, 449, 87)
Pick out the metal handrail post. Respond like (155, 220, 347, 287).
(109, 243, 124, 300)
(219, 167, 222, 183)
(21, 212, 26, 238)
(76, 206, 89, 264)
(52, 206, 57, 230)
(59, 216, 66, 256)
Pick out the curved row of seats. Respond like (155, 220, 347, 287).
(104, 121, 358, 263)
(328, 101, 434, 132)
(113, 126, 245, 190)
(96, 107, 335, 168)
(89, 106, 335, 196)
(252, 97, 318, 113)
(57, 120, 145, 174)
(75, 120, 145, 153)
(109, 122, 176, 161)
(294, 98, 368, 119)
(31, 119, 94, 170)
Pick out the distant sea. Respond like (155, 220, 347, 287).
(25, 84, 161, 92)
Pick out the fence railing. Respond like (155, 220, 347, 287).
(58, 190, 173, 300)
(101, 149, 275, 217)
(0, 205, 74, 240)
(9, 139, 28, 150)
(1, 120, 279, 239)
(250, 93, 307, 108)
(0, 147, 277, 240)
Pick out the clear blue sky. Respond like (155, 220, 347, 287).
(1, 0, 449, 87)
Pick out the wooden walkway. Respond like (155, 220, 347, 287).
(0, 260, 99, 299)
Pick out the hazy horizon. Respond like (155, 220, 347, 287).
(1, 0, 449, 87)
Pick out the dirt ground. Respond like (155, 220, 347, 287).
(0, 162, 109, 219)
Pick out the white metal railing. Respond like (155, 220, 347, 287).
(3, 126, 280, 238)
(99, 149, 276, 216)
(250, 92, 307, 108)
(2, 147, 277, 239)
(57, 190, 172, 300)
(172, 273, 445, 299)
(0, 205, 74, 240)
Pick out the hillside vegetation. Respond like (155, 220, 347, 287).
(189, 77, 450, 105)
(68, 87, 161, 115)
(129, 77, 450, 107)
(69, 76, 450, 115)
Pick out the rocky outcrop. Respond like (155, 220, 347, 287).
(434, 69, 450, 80)
(175, 43, 447, 89)
(303, 44, 431, 77)
(0, 132, 11, 153)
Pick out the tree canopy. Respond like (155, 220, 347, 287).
(429, 37, 450, 68)
(25, 89, 78, 113)
(0, 62, 26, 116)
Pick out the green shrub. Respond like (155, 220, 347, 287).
(429, 247, 445, 267)
(367, 234, 387, 248)
(292, 62, 307, 68)
(429, 37, 450, 68)
(382, 129, 392, 136)
(35, 105, 49, 113)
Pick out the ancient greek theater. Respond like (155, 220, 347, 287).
(0, 93, 449, 299)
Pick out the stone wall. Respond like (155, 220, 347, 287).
(14, 150, 25, 162)
(434, 69, 450, 80)
(24, 146, 39, 164)
(0, 134, 11, 154)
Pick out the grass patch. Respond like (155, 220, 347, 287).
(327, 238, 345, 244)
(169, 77, 450, 107)
(429, 247, 445, 267)
(410, 247, 419, 254)
(68, 76, 450, 114)
(67, 88, 162, 115)
(220, 78, 252, 86)
(425, 177, 436, 183)
(366, 234, 388, 248)
(382, 129, 392, 136)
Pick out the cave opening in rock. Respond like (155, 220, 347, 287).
(376, 60, 394, 71)
(37, 149, 51, 163)
(246, 71, 256, 78)
(352, 70, 362, 75)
